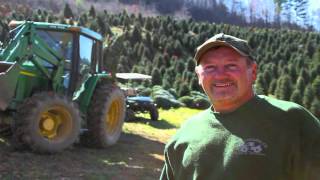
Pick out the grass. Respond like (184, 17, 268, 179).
(0, 107, 203, 179)
(123, 107, 202, 143)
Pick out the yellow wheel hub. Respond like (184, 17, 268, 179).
(39, 106, 72, 140)
(105, 98, 122, 135)
(42, 115, 55, 131)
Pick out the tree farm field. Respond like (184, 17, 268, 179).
(0, 107, 201, 180)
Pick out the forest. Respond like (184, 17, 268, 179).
(0, 1, 319, 118)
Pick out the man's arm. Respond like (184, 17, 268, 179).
(297, 106, 320, 179)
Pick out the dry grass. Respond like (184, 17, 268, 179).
(0, 107, 202, 179)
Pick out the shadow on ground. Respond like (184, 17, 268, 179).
(126, 117, 177, 129)
(0, 132, 165, 180)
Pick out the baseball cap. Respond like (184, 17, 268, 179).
(194, 33, 255, 65)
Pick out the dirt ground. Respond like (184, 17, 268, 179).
(0, 121, 167, 180)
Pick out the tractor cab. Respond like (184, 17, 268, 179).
(6, 21, 104, 97)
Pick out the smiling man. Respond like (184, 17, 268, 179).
(160, 33, 320, 180)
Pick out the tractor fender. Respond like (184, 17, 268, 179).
(0, 62, 21, 110)
(76, 74, 113, 114)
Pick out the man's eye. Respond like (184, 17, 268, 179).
(226, 64, 238, 70)
(204, 66, 216, 72)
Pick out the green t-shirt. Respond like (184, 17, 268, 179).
(160, 95, 320, 180)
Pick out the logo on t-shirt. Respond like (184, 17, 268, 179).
(236, 138, 267, 156)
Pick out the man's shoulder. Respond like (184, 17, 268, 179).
(181, 108, 214, 130)
(165, 108, 215, 148)
(256, 95, 319, 123)
(257, 95, 301, 112)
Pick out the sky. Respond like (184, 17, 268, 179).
(222, 0, 320, 30)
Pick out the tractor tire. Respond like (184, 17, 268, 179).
(125, 109, 136, 122)
(11, 92, 81, 153)
(86, 84, 126, 148)
(149, 104, 159, 121)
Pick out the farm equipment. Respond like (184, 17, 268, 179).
(0, 21, 126, 153)
(116, 73, 159, 121)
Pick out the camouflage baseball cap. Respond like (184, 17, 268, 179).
(194, 33, 255, 65)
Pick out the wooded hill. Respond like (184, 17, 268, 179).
(0, 4, 319, 118)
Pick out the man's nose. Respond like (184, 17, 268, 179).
(213, 68, 228, 78)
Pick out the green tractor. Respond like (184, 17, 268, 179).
(0, 21, 126, 153)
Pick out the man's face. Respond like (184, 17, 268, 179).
(195, 46, 257, 112)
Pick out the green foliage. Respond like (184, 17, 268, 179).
(152, 86, 183, 109)
(275, 75, 293, 101)
(302, 85, 314, 109)
(63, 3, 73, 18)
(255, 74, 267, 95)
(151, 68, 162, 86)
(178, 83, 190, 97)
(179, 95, 210, 109)
(3, 5, 319, 115)
(310, 98, 320, 118)
(89, 5, 96, 17)
(312, 76, 320, 97)
(193, 97, 211, 109)
(290, 89, 302, 105)
(179, 96, 194, 107)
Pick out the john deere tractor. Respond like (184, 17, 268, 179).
(0, 21, 126, 153)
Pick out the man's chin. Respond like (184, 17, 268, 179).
(211, 96, 236, 103)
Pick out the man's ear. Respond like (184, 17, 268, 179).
(195, 66, 201, 85)
(251, 62, 258, 81)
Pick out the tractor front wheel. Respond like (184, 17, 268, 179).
(86, 83, 126, 148)
(12, 92, 81, 153)
(125, 109, 136, 122)
(149, 104, 159, 121)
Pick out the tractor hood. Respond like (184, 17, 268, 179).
(127, 96, 153, 102)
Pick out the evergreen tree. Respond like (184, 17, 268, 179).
(312, 76, 320, 98)
(268, 79, 277, 95)
(130, 24, 142, 44)
(178, 83, 190, 97)
(89, 5, 96, 17)
(274, 75, 293, 100)
(290, 89, 302, 105)
(262, 70, 272, 88)
(175, 60, 185, 74)
(63, 3, 73, 19)
(151, 68, 162, 86)
(97, 15, 112, 36)
(254, 74, 267, 95)
(152, 34, 159, 48)
(310, 98, 320, 118)
(162, 70, 172, 89)
(103, 35, 125, 78)
(295, 76, 306, 94)
(144, 17, 153, 31)
(173, 40, 183, 57)
(187, 58, 196, 72)
(190, 76, 201, 92)
(302, 85, 314, 109)
(299, 68, 310, 84)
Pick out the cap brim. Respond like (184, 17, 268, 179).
(194, 41, 248, 65)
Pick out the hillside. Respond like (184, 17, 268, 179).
(0, 3, 319, 118)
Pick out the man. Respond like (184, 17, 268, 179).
(160, 33, 320, 180)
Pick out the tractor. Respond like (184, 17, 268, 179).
(0, 21, 126, 153)
(116, 73, 159, 121)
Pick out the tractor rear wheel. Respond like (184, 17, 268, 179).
(86, 83, 126, 148)
(12, 92, 81, 153)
